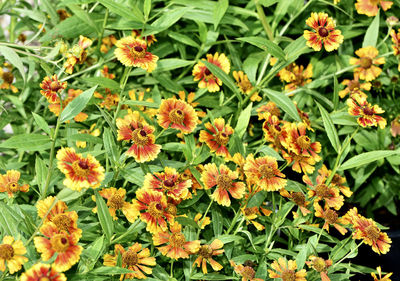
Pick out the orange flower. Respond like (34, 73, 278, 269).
(40, 75, 67, 103)
(0, 236, 28, 274)
(201, 163, 245, 207)
(20, 263, 66, 281)
(199, 118, 234, 159)
(314, 202, 348, 235)
(268, 258, 307, 281)
(0, 65, 18, 93)
(194, 213, 211, 229)
(64, 35, 92, 74)
(34, 222, 82, 272)
(193, 239, 224, 274)
(101, 65, 115, 79)
(328, 171, 353, 198)
(391, 28, 400, 58)
(303, 12, 343, 52)
(350, 46, 385, 81)
(280, 189, 311, 216)
(241, 206, 272, 230)
(347, 94, 386, 129)
(355, 0, 393, 17)
(114, 36, 158, 72)
(279, 62, 313, 91)
(306, 256, 332, 281)
(177, 91, 206, 120)
(132, 29, 157, 46)
(231, 153, 246, 180)
(0, 170, 29, 197)
(117, 111, 161, 162)
(282, 150, 316, 175)
(257, 102, 281, 119)
(100, 35, 117, 53)
(56, 147, 105, 191)
(233, 70, 261, 101)
(96, 92, 119, 110)
(193, 52, 230, 92)
(132, 188, 173, 233)
(244, 154, 286, 191)
(231, 261, 263, 281)
(152, 221, 201, 259)
(157, 98, 198, 134)
(261, 112, 287, 151)
(143, 167, 191, 200)
(339, 73, 371, 99)
(103, 243, 156, 280)
(371, 266, 393, 281)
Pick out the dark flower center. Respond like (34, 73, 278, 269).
(50, 234, 70, 252)
(2, 72, 14, 84)
(215, 132, 229, 146)
(325, 209, 338, 224)
(148, 202, 164, 218)
(365, 225, 380, 241)
(198, 245, 213, 258)
(312, 257, 327, 272)
(169, 233, 186, 248)
(360, 57, 373, 69)
(216, 174, 233, 190)
(52, 214, 72, 232)
(318, 27, 329, 37)
(134, 46, 144, 52)
(204, 68, 211, 76)
(163, 179, 175, 189)
(132, 128, 149, 146)
(292, 192, 306, 206)
(122, 250, 139, 267)
(169, 109, 185, 125)
(296, 135, 311, 150)
(348, 80, 360, 91)
(259, 164, 275, 179)
(109, 194, 125, 210)
(363, 106, 374, 116)
(315, 184, 330, 198)
(139, 129, 147, 137)
(72, 160, 90, 177)
(0, 244, 14, 260)
(6, 182, 19, 193)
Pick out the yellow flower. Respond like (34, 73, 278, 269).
(0, 236, 28, 274)
(233, 71, 261, 101)
(350, 46, 385, 81)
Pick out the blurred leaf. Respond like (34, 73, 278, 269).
(191, 273, 238, 280)
(144, 0, 152, 19)
(98, 0, 144, 22)
(103, 128, 119, 164)
(130, 59, 194, 75)
(168, 32, 200, 47)
(317, 102, 340, 153)
(0, 46, 26, 82)
(95, 191, 114, 243)
(69, 4, 100, 33)
(60, 85, 97, 123)
(363, 10, 380, 47)
(145, 7, 189, 35)
(89, 266, 135, 275)
(339, 150, 400, 170)
(237, 37, 285, 60)
(35, 157, 47, 195)
(68, 133, 103, 144)
(0, 134, 51, 151)
(82, 77, 120, 90)
(176, 217, 200, 229)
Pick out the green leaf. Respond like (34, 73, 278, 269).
(60, 85, 97, 123)
(35, 157, 47, 195)
(235, 102, 252, 138)
(145, 7, 189, 35)
(83, 77, 120, 90)
(191, 273, 237, 280)
(130, 59, 194, 75)
(95, 191, 114, 243)
(175, 217, 200, 229)
(103, 128, 119, 164)
(0, 46, 26, 82)
(363, 10, 380, 48)
(41, 0, 58, 25)
(69, 4, 100, 33)
(32, 112, 51, 135)
(213, 0, 229, 30)
(68, 133, 103, 144)
(123, 100, 159, 108)
(258, 145, 284, 161)
(263, 89, 301, 122)
(89, 266, 135, 275)
(339, 150, 400, 170)
(168, 32, 200, 47)
(212, 208, 223, 236)
(0, 202, 19, 236)
(237, 37, 285, 60)
(316, 102, 340, 153)
(0, 134, 52, 151)
(98, 0, 144, 22)
(144, 0, 152, 19)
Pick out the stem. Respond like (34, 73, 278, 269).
(333, 241, 363, 268)
(196, 199, 213, 238)
(155, 127, 167, 139)
(225, 208, 242, 235)
(256, 54, 271, 85)
(96, 9, 109, 52)
(377, 27, 392, 48)
(255, 1, 274, 41)
(170, 260, 174, 278)
(0, 269, 8, 281)
(279, 0, 315, 37)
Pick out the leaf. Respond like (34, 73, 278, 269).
(32, 112, 51, 135)
(60, 85, 97, 123)
(130, 59, 194, 76)
(68, 134, 103, 144)
(89, 266, 135, 275)
(41, 0, 58, 25)
(35, 157, 47, 195)
(123, 100, 160, 108)
(95, 191, 114, 243)
(363, 10, 380, 48)
(234, 102, 252, 138)
(0, 202, 19, 236)
(0, 46, 26, 82)
(339, 150, 400, 170)
(316, 102, 340, 153)
(98, 0, 144, 22)
(212, 208, 223, 236)
(82, 77, 120, 90)
(0, 134, 52, 151)
(175, 217, 200, 229)
(103, 128, 119, 164)
(168, 32, 200, 47)
(263, 89, 301, 122)
(213, 0, 229, 30)
(191, 273, 237, 280)
(145, 7, 189, 35)
(237, 37, 285, 60)
(69, 4, 100, 33)
(144, 0, 152, 19)
(258, 146, 284, 161)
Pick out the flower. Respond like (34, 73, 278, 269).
(314, 202, 348, 235)
(0, 170, 29, 197)
(244, 154, 286, 191)
(132, 29, 157, 46)
(96, 92, 119, 110)
(152, 221, 201, 259)
(100, 35, 117, 53)
(231, 261, 263, 281)
(193, 239, 224, 274)
(391, 28, 400, 55)
(177, 91, 206, 120)
(306, 256, 332, 281)
(20, 263, 66, 281)
(193, 52, 230, 92)
(339, 73, 371, 99)
(117, 111, 161, 162)
(157, 98, 198, 134)
(282, 150, 316, 175)
(199, 117, 234, 159)
(201, 163, 245, 207)
(257, 102, 281, 119)
(350, 46, 385, 81)
(241, 206, 272, 230)
(103, 243, 156, 280)
(0, 236, 28, 274)
(194, 213, 211, 229)
(64, 35, 92, 74)
(0, 65, 18, 93)
(280, 189, 311, 216)
(101, 65, 115, 79)
(34, 222, 82, 272)
(261, 112, 287, 151)
(327, 170, 353, 197)
(391, 115, 400, 137)
(233, 70, 261, 101)
(114, 36, 158, 72)
(57, 9, 70, 21)
(56, 147, 105, 191)
(76, 123, 101, 148)
(371, 266, 393, 281)
(355, 0, 393, 17)
(132, 188, 173, 233)
(143, 167, 191, 200)
(94, 187, 137, 222)
(268, 258, 307, 281)
(347, 94, 386, 129)
(39, 75, 67, 103)
(279, 63, 313, 91)
(128, 89, 158, 117)
(303, 12, 343, 52)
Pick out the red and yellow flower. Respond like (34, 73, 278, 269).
(371, 266, 393, 281)
(244, 154, 286, 192)
(20, 263, 66, 281)
(347, 94, 386, 129)
(268, 258, 307, 281)
(261, 112, 287, 151)
(56, 147, 105, 191)
(103, 243, 156, 280)
(257, 102, 281, 119)
(117, 111, 161, 162)
(231, 261, 263, 281)
(177, 91, 206, 120)
(0, 170, 29, 197)
(306, 256, 332, 281)
(355, 0, 393, 17)
(114, 36, 158, 72)
(350, 46, 385, 81)
(193, 52, 230, 92)
(0, 236, 28, 274)
(339, 73, 371, 99)
(279, 63, 313, 91)
(280, 189, 311, 216)
(193, 239, 224, 274)
(40, 75, 67, 103)
(314, 202, 348, 235)
(303, 12, 343, 52)
(152, 221, 201, 259)
(194, 213, 211, 229)
(201, 163, 245, 207)
(233, 70, 261, 101)
(199, 117, 234, 159)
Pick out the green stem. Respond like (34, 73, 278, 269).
(332, 241, 363, 268)
(377, 27, 392, 48)
(225, 208, 242, 235)
(196, 199, 213, 238)
(155, 127, 167, 139)
(0, 269, 8, 281)
(170, 260, 174, 278)
(255, 1, 274, 41)
(96, 9, 109, 52)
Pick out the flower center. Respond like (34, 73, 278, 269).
(259, 164, 275, 179)
(292, 192, 306, 206)
(148, 202, 164, 219)
(365, 225, 380, 241)
(241, 267, 256, 279)
(204, 68, 211, 76)
(122, 250, 139, 267)
(6, 182, 19, 193)
(169, 233, 186, 248)
(312, 257, 326, 272)
(71, 160, 90, 177)
(2, 71, 14, 84)
(362, 106, 374, 116)
(360, 57, 373, 69)
(198, 245, 213, 258)
(168, 109, 185, 125)
(52, 214, 72, 232)
(0, 244, 14, 260)
(216, 174, 233, 190)
(331, 174, 342, 186)
(324, 209, 338, 224)
(134, 46, 143, 52)
(318, 27, 329, 37)
(50, 234, 70, 252)
(166, 203, 177, 216)
(296, 135, 311, 150)
(315, 184, 330, 198)
(244, 208, 256, 216)
(130, 45, 146, 58)
(215, 132, 229, 146)
(131, 129, 149, 146)
(109, 194, 125, 210)
(348, 80, 360, 91)
(281, 269, 296, 281)
(163, 179, 176, 190)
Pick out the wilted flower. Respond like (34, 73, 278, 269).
(0, 64, 18, 93)
(64, 35, 92, 74)
(231, 260, 263, 281)
(355, 0, 393, 17)
(391, 115, 400, 137)
(233, 70, 261, 101)
(306, 256, 332, 281)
